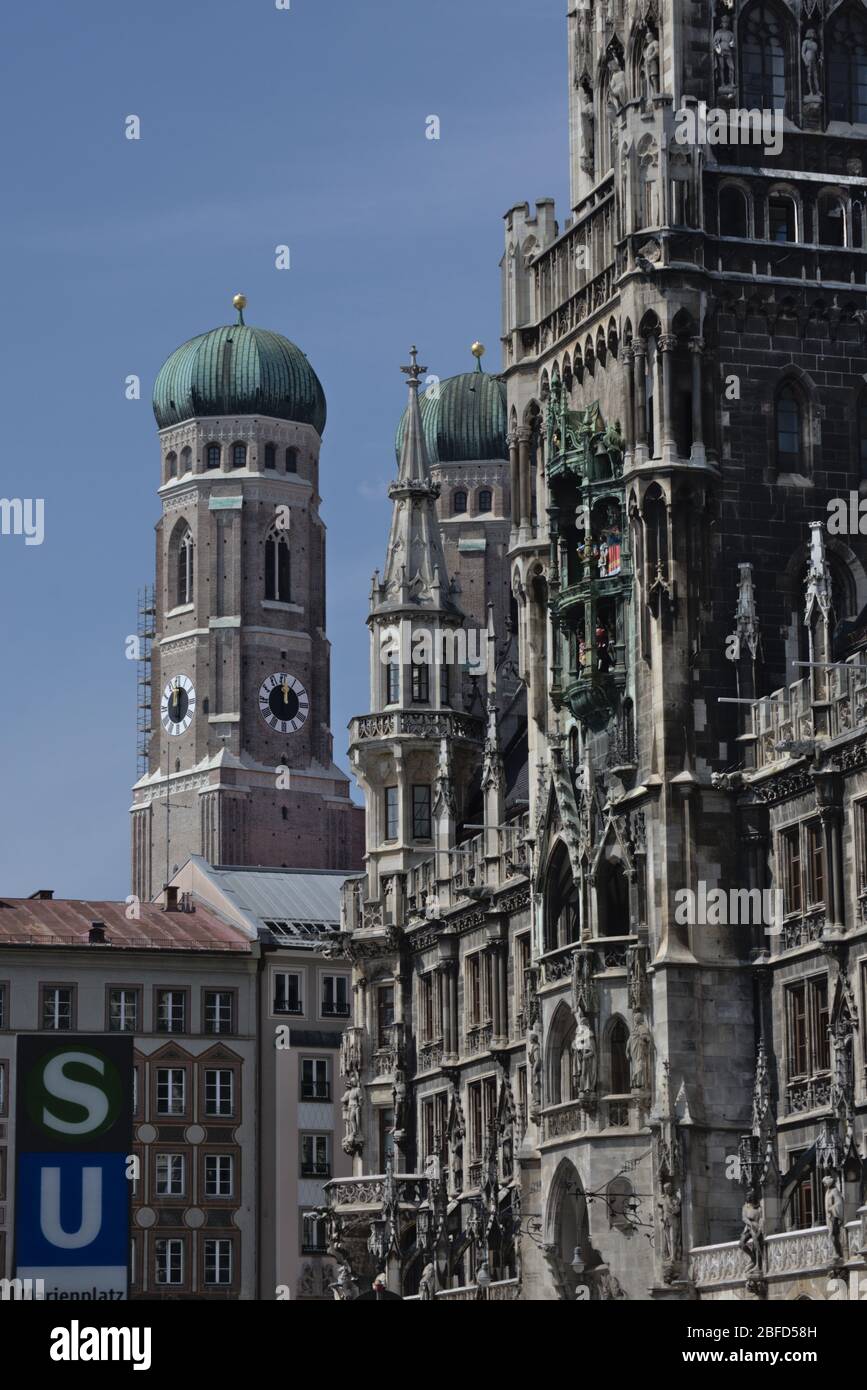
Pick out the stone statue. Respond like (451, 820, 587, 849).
(573, 1009, 598, 1093)
(419, 1262, 437, 1301)
(501, 1115, 515, 1180)
(802, 30, 821, 98)
(658, 1182, 683, 1265)
(643, 37, 660, 99)
(607, 58, 626, 116)
(739, 1192, 765, 1276)
(331, 1264, 359, 1301)
(342, 1076, 362, 1155)
(628, 1010, 654, 1094)
(713, 15, 736, 89)
(823, 1176, 846, 1261)
(392, 1068, 407, 1141)
(528, 1026, 543, 1111)
(578, 86, 595, 168)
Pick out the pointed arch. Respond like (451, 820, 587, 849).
(169, 518, 194, 608)
(827, 2, 867, 123)
(545, 1158, 594, 1297)
(543, 838, 580, 952)
(739, 0, 793, 116)
(545, 1000, 577, 1105)
(605, 1013, 631, 1094)
(264, 520, 291, 602)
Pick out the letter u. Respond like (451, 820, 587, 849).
(40, 1166, 103, 1249)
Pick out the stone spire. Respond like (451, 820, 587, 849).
(374, 348, 458, 615)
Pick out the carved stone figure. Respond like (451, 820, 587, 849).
(628, 1010, 654, 1093)
(739, 1192, 765, 1276)
(528, 1025, 543, 1111)
(342, 1076, 363, 1155)
(607, 58, 626, 115)
(419, 1262, 437, 1300)
(573, 1008, 598, 1093)
(643, 38, 660, 99)
(658, 1181, 683, 1266)
(802, 30, 821, 98)
(713, 15, 736, 89)
(501, 1115, 515, 1180)
(392, 1068, 407, 1143)
(823, 1176, 846, 1261)
(331, 1264, 359, 1301)
(578, 86, 595, 169)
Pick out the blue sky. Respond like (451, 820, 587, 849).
(0, 0, 568, 899)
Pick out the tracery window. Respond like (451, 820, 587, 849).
(177, 526, 194, 606)
(828, 7, 867, 123)
(740, 2, 787, 110)
(264, 523, 290, 601)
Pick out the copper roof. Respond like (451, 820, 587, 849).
(0, 898, 251, 953)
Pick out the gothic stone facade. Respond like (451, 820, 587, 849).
(325, 0, 867, 1302)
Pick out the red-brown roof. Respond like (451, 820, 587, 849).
(0, 898, 252, 953)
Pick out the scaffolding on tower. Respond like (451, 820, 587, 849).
(136, 585, 156, 779)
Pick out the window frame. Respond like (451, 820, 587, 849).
(41, 983, 75, 1032)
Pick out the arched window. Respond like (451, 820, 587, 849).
(206, 443, 221, 470)
(165, 451, 177, 480)
(719, 186, 748, 237)
(232, 442, 247, 469)
(609, 1019, 630, 1094)
(285, 447, 298, 473)
(180, 446, 192, 475)
(776, 384, 803, 472)
(176, 526, 194, 606)
(544, 842, 579, 952)
(453, 490, 468, 515)
(264, 525, 291, 602)
(828, 7, 867, 123)
(817, 194, 846, 248)
(264, 443, 276, 470)
(478, 489, 492, 513)
(740, 2, 787, 111)
(596, 858, 630, 936)
(768, 195, 797, 243)
(546, 1003, 577, 1105)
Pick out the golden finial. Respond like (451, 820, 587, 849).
(232, 293, 247, 324)
(471, 341, 485, 372)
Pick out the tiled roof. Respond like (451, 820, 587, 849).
(0, 898, 251, 952)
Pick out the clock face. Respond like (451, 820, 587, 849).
(161, 674, 196, 735)
(259, 672, 309, 734)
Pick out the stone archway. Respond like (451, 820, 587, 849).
(544, 1158, 594, 1299)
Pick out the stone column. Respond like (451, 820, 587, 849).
(633, 342, 647, 451)
(439, 962, 452, 1058)
(518, 426, 532, 530)
(689, 338, 704, 461)
(622, 346, 635, 457)
(508, 432, 520, 529)
(450, 962, 459, 1056)
(497, 941, 508, 1042)
(660, 333, 677, 454)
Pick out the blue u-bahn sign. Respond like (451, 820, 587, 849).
(15, 1037, 132, 1300)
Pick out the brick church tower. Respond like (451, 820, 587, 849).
(131, 295, 363, 900)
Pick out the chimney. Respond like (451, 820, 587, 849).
(88, 921, 108, 945)
(29, 889, 54, 900)
(163, 885, 179, 912)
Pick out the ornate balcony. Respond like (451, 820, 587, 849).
(786, 1072, 832, 1116)
(349, 709, 483, 747)
(691, 1222, 864, 1291)
(326, 1173, 428, 1212)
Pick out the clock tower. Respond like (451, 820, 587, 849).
(131, 295, 364, 900)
